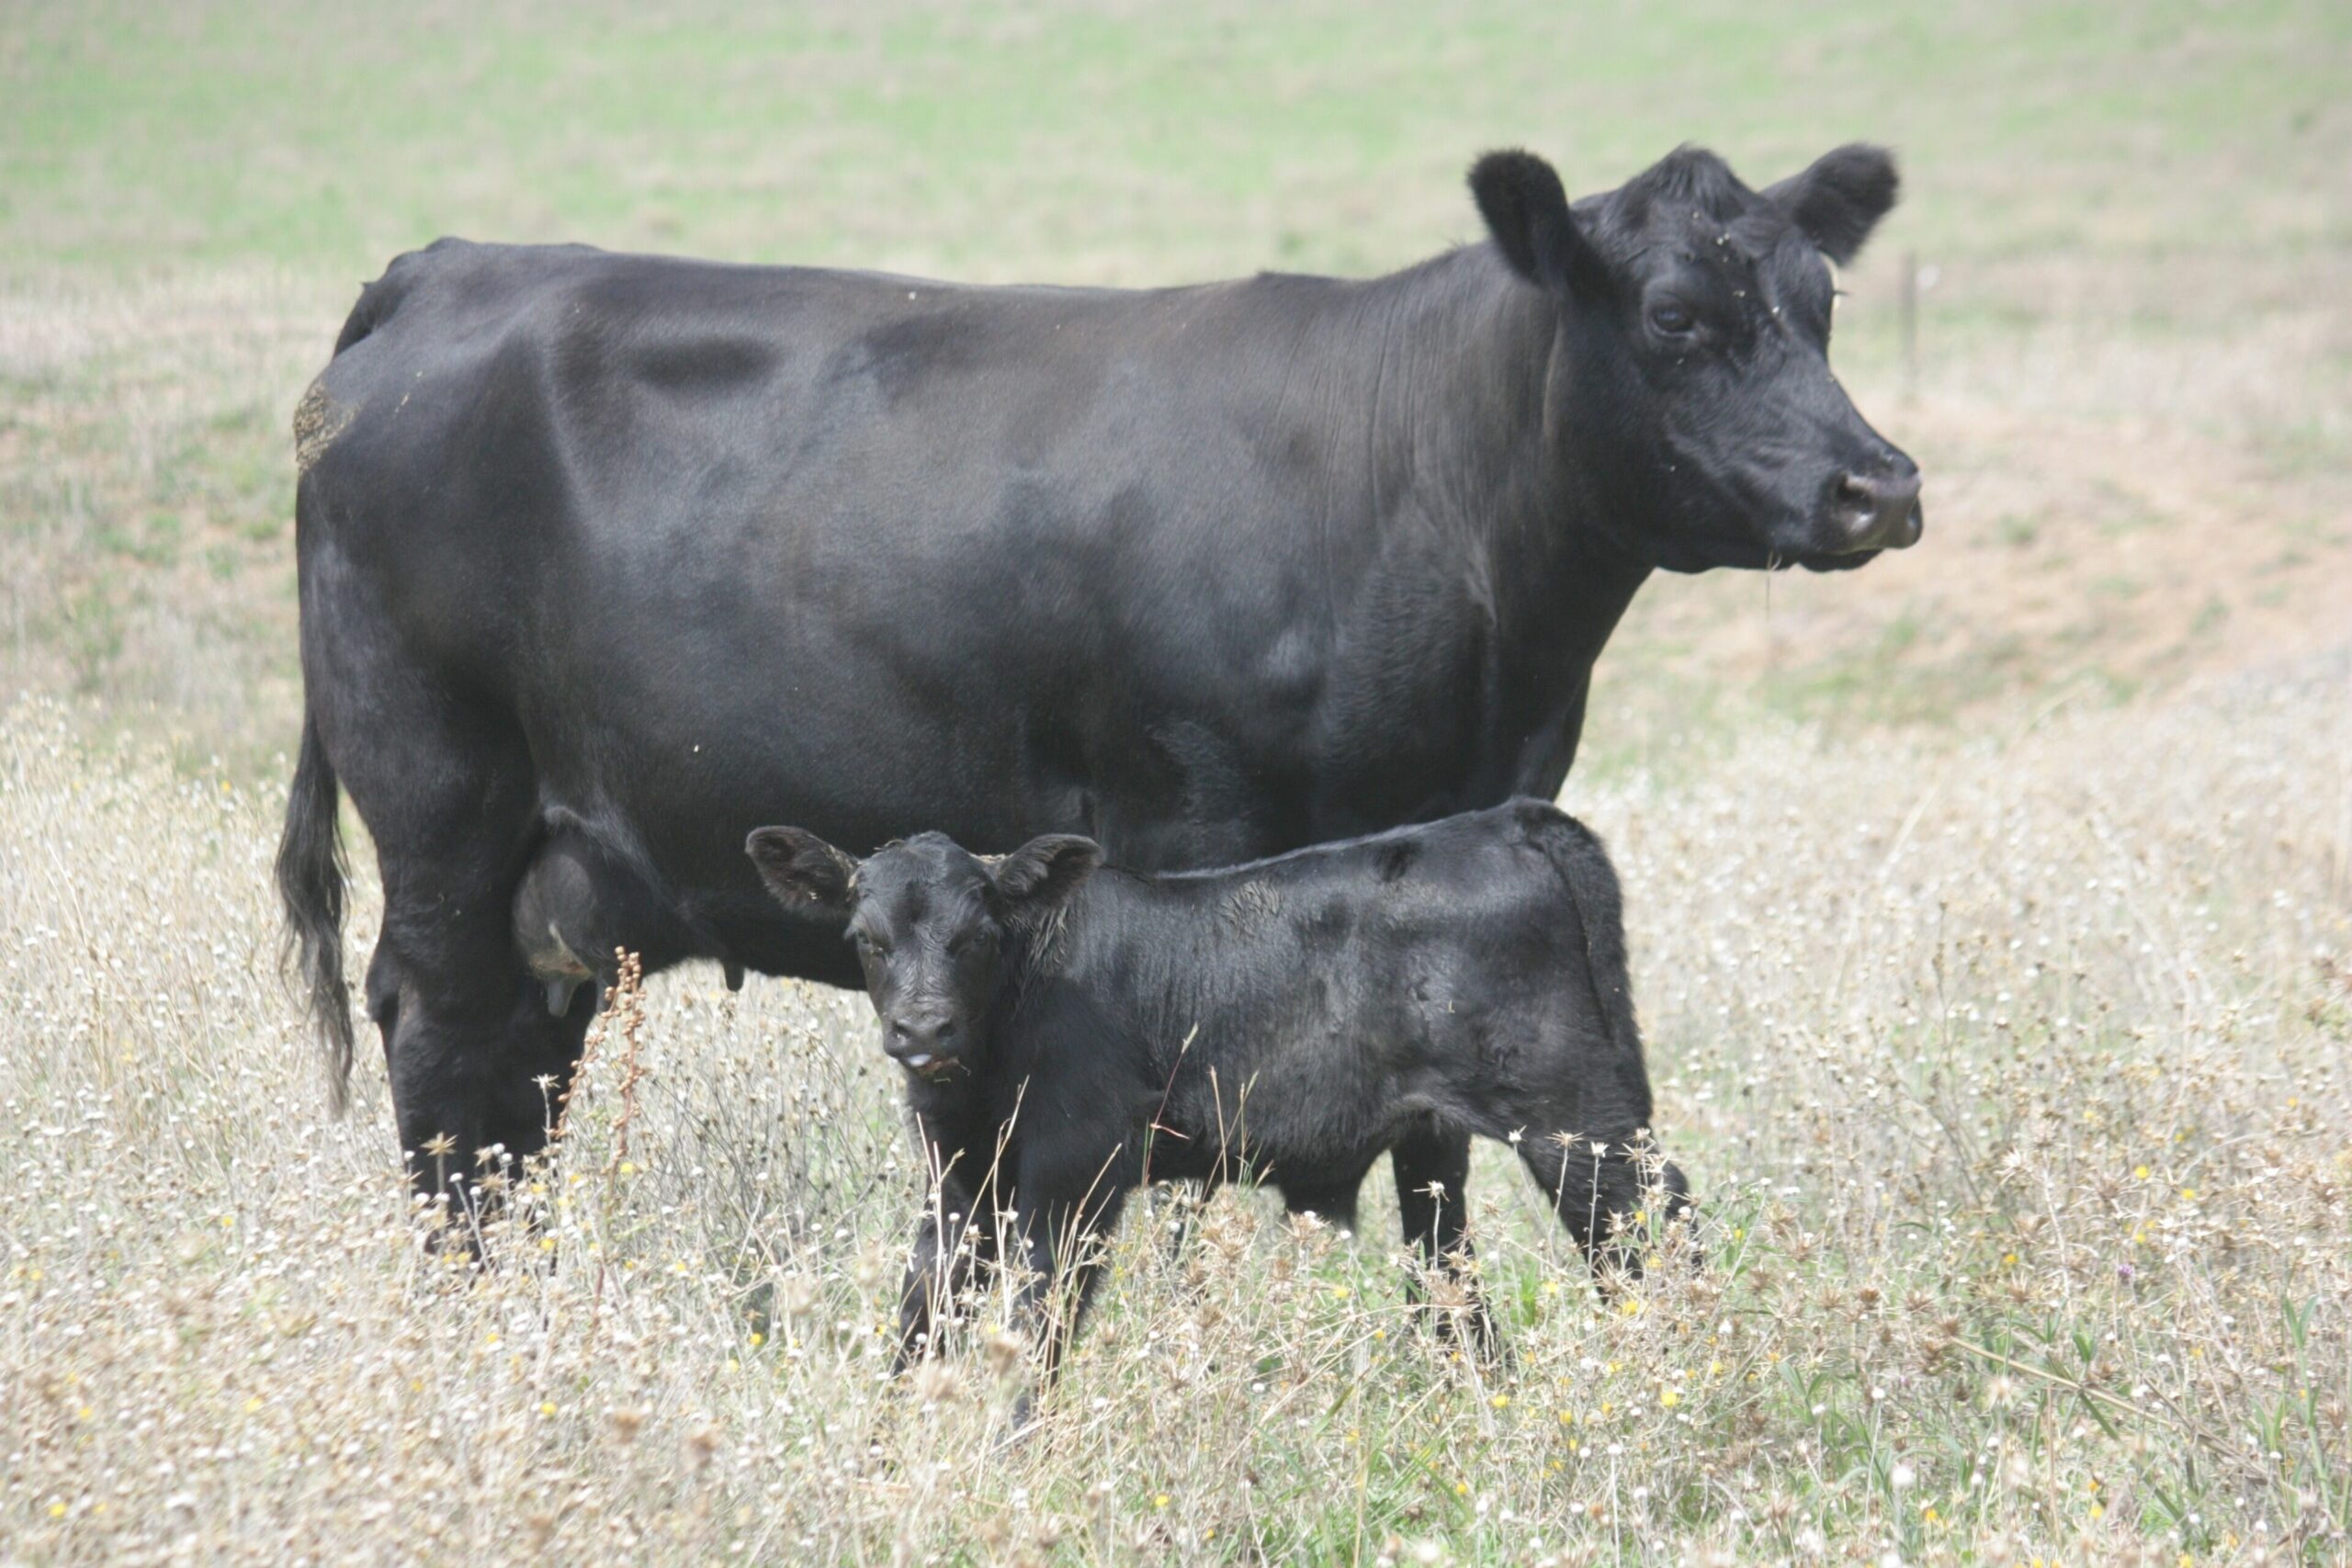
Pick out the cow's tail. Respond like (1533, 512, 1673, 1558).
(277, 708, 356, 1113)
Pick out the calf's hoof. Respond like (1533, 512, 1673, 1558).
(995, 1388, 1045, 1449)
(1411, 1285, 1509, 1366)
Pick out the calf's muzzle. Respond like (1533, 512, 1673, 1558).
(887, 1010, 959, 1072)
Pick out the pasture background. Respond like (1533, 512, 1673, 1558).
(2, 1, 2347, 1562)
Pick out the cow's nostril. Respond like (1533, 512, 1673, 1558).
(1833, 473, 1880, 523)
(1826, 468, 1924, 552)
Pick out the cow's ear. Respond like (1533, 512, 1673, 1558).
(746, 827, 857, 914)
(1469, 150, 1604, 294)
(991, 834, 1102, 913)
(1767, 144, 1899, 266)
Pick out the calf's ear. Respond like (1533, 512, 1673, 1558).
(991, 834, 1102, 913)
(1469, 149, 1605, 294)
(1767, 144, 1899, 266)
(745, 827, 858, 914)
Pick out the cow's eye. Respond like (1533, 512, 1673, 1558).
(853, 931, 887, 956)
(1648, 300, 1696, 336)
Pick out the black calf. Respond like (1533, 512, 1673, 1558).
(747, 798, 1690, 1392)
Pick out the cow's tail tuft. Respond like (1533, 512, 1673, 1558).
(277, 710, 356, 1112)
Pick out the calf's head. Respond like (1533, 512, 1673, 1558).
(1473, 142, 1921, 573)
(746, 828, 1102, 1077)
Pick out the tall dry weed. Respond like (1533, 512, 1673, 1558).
(1, 657, 2346, 1562)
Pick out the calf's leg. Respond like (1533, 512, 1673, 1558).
(1391, 1117, 1498, 1355)
(1519, 1131, 1691, 1282)
(896, 1170, 998, 1368)
(998, 1138, 1132, 1426)
(1007, 1192, 1126, 1375)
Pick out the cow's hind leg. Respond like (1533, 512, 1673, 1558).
(373, 943, 593, 1226)
(1391, 1118, 1498, 1356)
(334, 689, 585, 1224)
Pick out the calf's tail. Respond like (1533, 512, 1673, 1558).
(276, 709, 356, 1112)
(1527, 808, 1644, 1077)
(1527, 805, 1693, 1224)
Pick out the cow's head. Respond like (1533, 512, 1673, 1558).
(745, 827, 1101, 1078)
(1473, 143, 1920, 573)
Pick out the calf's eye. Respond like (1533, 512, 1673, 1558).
(1648, 301, 1696, 336)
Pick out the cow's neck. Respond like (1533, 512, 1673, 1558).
(1337, 249, 1655, 807)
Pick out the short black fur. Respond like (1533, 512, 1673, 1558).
(279, 141, 1913, 1223)
(1766, 143, 1901, 266)
(750, 801, 1692, 1396)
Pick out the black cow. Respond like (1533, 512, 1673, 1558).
(745, 800, 1690, 1381)
(277, 143, 1915, 1236)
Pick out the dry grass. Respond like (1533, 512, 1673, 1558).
(6, 3, 2350, 1559)
(4, 654, 2345, 1562)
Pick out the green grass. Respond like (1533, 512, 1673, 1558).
(7, 0, 2346, 282)
(6, 0, 2349, 773)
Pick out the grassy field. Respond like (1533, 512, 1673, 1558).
(2, 1, 2348, 1561)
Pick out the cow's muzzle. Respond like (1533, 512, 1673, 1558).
(1826, 457, 1923, 553)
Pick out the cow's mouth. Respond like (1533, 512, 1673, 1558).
(1791, 496, 1922, 571)
(1794, 546, 1884, 573)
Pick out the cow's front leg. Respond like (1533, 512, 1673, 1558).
(1276, 1163, 1372, 1234)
